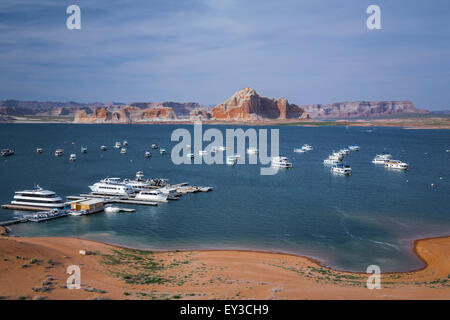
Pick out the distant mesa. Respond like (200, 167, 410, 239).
(0, 91, 430, 123)
(300, 101, 428, 119)
(210, 87, 309, 121)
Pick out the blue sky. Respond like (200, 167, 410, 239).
(0, 0, 449, 110)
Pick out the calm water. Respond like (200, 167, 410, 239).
(1, 123, 449, 272)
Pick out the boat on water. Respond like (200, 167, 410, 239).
(145, 151, 151, 158)
(226, 155, 239, 165)
(1, 149, 14, 157)
(100, 145, 107, 151)
(331, 164, 352, 175)
(384, 160, 409, 170)
(24, 209, 67, 222)
(294, 148, 306, 153)
(89, 178, 133, 196)
(302, 144, 313, 151)
(372, 153, 392, 164)
(36, 147, 43, 154)
(120, 148, 127, 154)
(69, 154, 77, 161)
(55, 149, 64, 156)
(247, 147, 259, 154)
(81, 146, 87, 153)
(123, 140, 128, 147)
(115, 141, 121, 149)
(348, 145, 360, 151)
(11, 186, 66, 209)
(152, 144, 159, 149)
(338, 148, 350, 155)
(160, 149, 167, 155)
(323, 158, 340, 165)
(104, 205, 121, 213)
(135, 189, 168, 202)
(158, 186, 181, 198)
(271, 156, 292, 168)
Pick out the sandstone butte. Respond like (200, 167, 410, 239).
(211, 87, 309, 121)
(73, 105, 177, 123)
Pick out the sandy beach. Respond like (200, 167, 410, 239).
(0, 227, 448, 300)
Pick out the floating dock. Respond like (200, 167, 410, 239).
(26, 213, 68, 223)
(75, 194, 160, 205)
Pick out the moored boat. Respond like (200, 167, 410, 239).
(372, 153, 392, 164)
(1, 149, 14, 157)
(271, 156, 292, 168)
(384, 160, 409, 170)
(331, 164, 352, 175)
(11, 186, 66, 209)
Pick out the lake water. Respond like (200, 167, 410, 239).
(1, 123, 449, 272)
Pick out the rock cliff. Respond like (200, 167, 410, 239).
(211, 88, 308, 121)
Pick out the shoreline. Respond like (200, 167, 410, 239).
(3, 231, 444, 275)
(0, 231, 448, 299)
(1, 117, 450, 129)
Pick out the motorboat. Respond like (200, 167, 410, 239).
(36, 148, 43, 154)
(294, 148, 306, 153)
(69, 154, 77, 161)
(160, 149, 167, 155)
(55, 149, 64, 156)
(372, 153, 392, 164)
(145, 151, 151, 158)
(271, 156, 292, 168)
(152, 144, 159, 149)
(302, 144, 313, 151)
(100, 145, 107, 151)
(11, 186, 66, 209)
(135, 189, 168, 202)
(89, 178, 133, 196)
(81, 146, 87, 153)
(226, 155, 239, 165)
(348, 145, 360, 151)
(24, 209, 67, 222)
(158, 186, 181, 199)
(384, 160, 409, 170)
(338, 148, 350, 155)
(323, 158, 340, 165)
(104, 205, 121, 213)
(1, 149, 14, 157)
(120, 148, 127, 154)
(331, 164, 352, 175)
(114, 141, 121, 149)
(247, 147, 259, 154)
(123, 140, 128, 147)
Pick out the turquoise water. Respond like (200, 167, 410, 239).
(1, 123, 449, 272)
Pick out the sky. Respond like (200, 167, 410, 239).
(0, 0, 449, 110)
